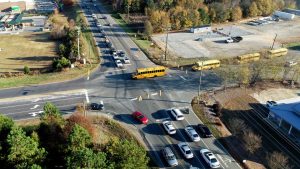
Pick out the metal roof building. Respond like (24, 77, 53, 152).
(268, 97, 300, 143)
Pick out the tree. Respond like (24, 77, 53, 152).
(198, 8, 210, 25)
(228, 118, 248, 136)
(24, 66, 30, 74)
(66, 147, 109, 169)
(243, 131, 262, 155)
(64, 113, 96, 141)
(212, 101, 222, 117)
(67, 124, 92, 153)
(62, 0, 75, 6)
(267, 151, 290, 169)
(7, 126, 46, 168)
(144, 20, 153, 40)
(231, 6, 242, 21)
(237, 65, 250, 85)
(106, 139, 149, 169)
(0, 115, 14, 166)
(249, 2, 259, 17)
(41, 102, 64, 125)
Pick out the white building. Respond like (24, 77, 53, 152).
(190, 25, 211, 34)
(0, 0, 35, 11)
(267, 97, 300, 143)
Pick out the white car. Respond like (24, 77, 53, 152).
(285, 61, 298, 67)
(200, 149, 220, 168)
(123, 57, 130, 64)
(170, 108, 184, 121)
(161, 147, 178, 167)
(115, 60, 123, 68)
(97, 23, 102, 27)
(113, 53, 119, 60)
(185, 126, 200, 142)
(162, 120, 176, 135)
(266, 101, 277, 107)
(178, 142, 193, 159)
(225, 38, 233, 43)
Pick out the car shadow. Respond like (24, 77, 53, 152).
(170, 128, 190, 142)
(142, 123, 165, 136)
(113, 113, 140, 125)
(151, 109, 170, 120)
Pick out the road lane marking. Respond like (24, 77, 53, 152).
(32, 98, 40, 102)
(28, 110, 43, 117)
(130, 98, 137, 101)
(84, 90, 90, 103)
(151, 93, 158, 96)
(30, 105, 40, 110)
(179, 75, 187, 81)
(217, 154, 228, 168)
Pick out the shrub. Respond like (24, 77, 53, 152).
(52, 57, 71, 71)
(24, 66, 30, 74)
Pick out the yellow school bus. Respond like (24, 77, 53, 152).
(192, 60, 221, 71)
(132, 66, 166, 79)
(237, 53, 260, 63)
(267, 48, 288, 58)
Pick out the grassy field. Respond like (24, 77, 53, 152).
(0, 32, 57, 73)
(0, 2, 99, 89)
(286, 42, 300, 51)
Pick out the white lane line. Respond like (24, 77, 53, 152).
(151, 93, 158, 96)
(217, 154, 228, 168)
(30, 105, 40, 110)
(28, 110, 43, 117)
(172, 122, 206, 169)
(32, 98, 40, 102)
(167, 74, 172, 77)
(179, 75, 187, 81)
(0, 95, 85, 109)
(85, 90, 90, 103)
(184, 114, 226, 169)
(130, 97, 138, 101)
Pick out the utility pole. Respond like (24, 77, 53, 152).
(164, 27, 170, 61)
(198, 61, 203, 99)
(271, 33, 277, 50)
(76, 26, 81, 60)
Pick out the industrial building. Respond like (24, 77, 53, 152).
(267, 98, 300, 144)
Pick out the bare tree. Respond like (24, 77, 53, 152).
(228, 118, 248, 136)
(267, 151, 290, 169)
(243, 131, 262, 155)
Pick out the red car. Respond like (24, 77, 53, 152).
(132, 111, 148, 124)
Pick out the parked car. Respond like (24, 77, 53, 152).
(170, 108, 184, 121)
(177, 142, 193, 159)
(113, 53, 119, 60)
(266, 101, 278, 107)
(197, 124, 212, 138)
(132, 111, 148, 124)
(225, 36, 243, 43)
(115, 59, 123, 68)
(102, 16, 107, 19)
(162, 120, 176, 135)
(90, 102, 104, 110)
(185, 126, 200, 142)
(123, 57, 130, 64)
(161, 147, 178, 167)
(200, 149, 220, 168)
(285, 61, 298, 67)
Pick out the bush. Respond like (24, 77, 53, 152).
(24, 66, 30, 74)
(52, 57, 71, 71)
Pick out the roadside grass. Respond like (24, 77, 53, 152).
(0, 66, 93, 88)
(285, 42, 300, 51)
(0, 2, 99, 89)
(191, 99, 221, 138)
(0, 32, 57, 73)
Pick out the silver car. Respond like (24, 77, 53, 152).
(162, 147, 178, 167)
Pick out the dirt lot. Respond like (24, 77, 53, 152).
(0, 32, 57, 73)
(152, 17, 300, 59)
(209, 83, 300, 169)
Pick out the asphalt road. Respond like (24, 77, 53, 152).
(0, 1, 240, 169)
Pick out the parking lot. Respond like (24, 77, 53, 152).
(152, 17, 300, 59)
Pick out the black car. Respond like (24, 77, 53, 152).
(102, 16, 107, 19)
(90, 103, 104, 110)
(197, 124, 212, 138)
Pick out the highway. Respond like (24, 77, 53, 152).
(0, 1, 240, 169)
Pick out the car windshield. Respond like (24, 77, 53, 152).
(211, 158, 217, 163)
(167, 154, 175, 160)
(178, 115, 183, 118)
(186, 150, 191, 154)
(193, 134, 199, 138)
(170, 129, 175, 132)
(137, 114, 144, 119)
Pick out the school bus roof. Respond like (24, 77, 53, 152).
(195, 60, 220, 66)
(136, 66, 166, 73)
(268, 48, 288, 54)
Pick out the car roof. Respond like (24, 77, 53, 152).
(133, 111, 142, 115)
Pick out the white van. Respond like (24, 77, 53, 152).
(170, 108, 184, 121)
